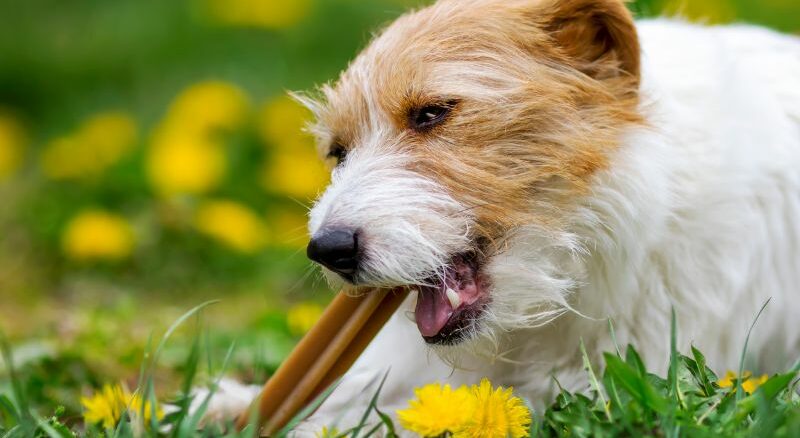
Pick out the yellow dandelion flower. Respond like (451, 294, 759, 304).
(718, 370, 753, 389)
(0, 112, 27, 180)
(41, 111, 138, 180)
(259, 96, 311, 147)
(260, 144, 329, 199)
(81, 384, 128, 429)
(742, 374, 769, 394)
(146, 81, 247, 196)
(397, 383, 475, 437)
(287, 302, 324, 336)
(206, 0, 313, 30)
(147, 128, 226, 196)
(453, 379, 531, 438)
(79, 112, 138, 164)
(128, 392, 165, 424)
(718, 370, 767, 394)
(62, 210, 135, 262)
(195, 200, 269, 253)
(82, 384, 163, 429)
(165, 81, 249, 135)
(258, 96, 329, 198)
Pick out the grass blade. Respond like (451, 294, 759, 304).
(580, 339, 611, 421)
(152, 300, 220, 365)
(736, 298, 771, 403)
(607, 318, 622, 358)
(351, 371, 391, 438)
(274, 378, 342, 437)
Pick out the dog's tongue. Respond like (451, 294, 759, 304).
(415, 284, 453, 337)
(413, 257, 481, 337)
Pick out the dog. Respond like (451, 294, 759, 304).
(204, 0, 800, 434)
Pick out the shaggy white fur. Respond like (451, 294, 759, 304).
(199, 18, 800, 438)
(294, 19, 800, 436)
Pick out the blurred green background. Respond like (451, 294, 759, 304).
(0, 0, 798, 421)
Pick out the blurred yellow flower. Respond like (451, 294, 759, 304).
(165, 81, 249, 135)
(62, 210, 135, 262)
(268, 209, 310, 249)
(397, 382, 475, 437)
(259, 95, 311, 147)
(82, 384, 128, 429)
(742, 374, 769, 394)
(0, 112, 26, 180)
(206, 0, 313, 30)
(147, 129, 227, 196)
(195, 200, 269, 253)
(718, 370, 769, 394)
(663, 0, 737, 24)
(128, 392, 164, 424)
(316, 426, 341, 438)
(286, 302, 324, 336)
(718, 370, 747, 388)
(146, 81, 249, 196)
(455, 378, 531, 438)
(41, 111, 138, 180)
(259, 96, 329, 198)
(260, 146, 329, 199)
(82, 384, 163, 429)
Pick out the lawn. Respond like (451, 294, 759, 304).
(1, 0, 799, 436)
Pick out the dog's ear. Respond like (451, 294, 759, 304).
(534, 0, 640, 85)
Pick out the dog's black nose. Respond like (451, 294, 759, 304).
(307, 228, 359, 280)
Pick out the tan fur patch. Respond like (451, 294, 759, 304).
(305, 0, 643, 254)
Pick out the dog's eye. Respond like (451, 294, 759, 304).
(327, 143, 347, 165)
(409, 101, 456, 132)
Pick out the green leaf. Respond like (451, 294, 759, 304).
(580, 339, 611, 421)
(690, 345, 716, 396)
(373, 406, 397, 437)
(604, 353, 669, 414)
(757, 372, 797, 400)
(624, 346, 648, 377)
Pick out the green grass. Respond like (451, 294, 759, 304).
(532, 311, 800, 437)
(0, 304, 397, 438)
(2, 305, 799, 437)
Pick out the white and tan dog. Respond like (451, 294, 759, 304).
(206, 0, 800, 433)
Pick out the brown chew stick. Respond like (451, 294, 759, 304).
(304, 288, 409, 406)
(236, 288, 410, 435)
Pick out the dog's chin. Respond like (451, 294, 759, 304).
(334, 253, 491, 346)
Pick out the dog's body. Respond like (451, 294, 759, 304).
(214, 1, 800, 434)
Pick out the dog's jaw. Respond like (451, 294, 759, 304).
(412, 253, 490, 344)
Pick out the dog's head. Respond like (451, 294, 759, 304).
(303, 0, 641, 349)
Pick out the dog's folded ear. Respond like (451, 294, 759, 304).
(532, 0, 640, 86)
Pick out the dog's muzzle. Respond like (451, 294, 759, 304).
(306, 228, 360, 282)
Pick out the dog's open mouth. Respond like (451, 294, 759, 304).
(410, 253, 489, 345)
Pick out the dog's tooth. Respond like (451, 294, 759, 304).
(446, 288, 461, 309)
